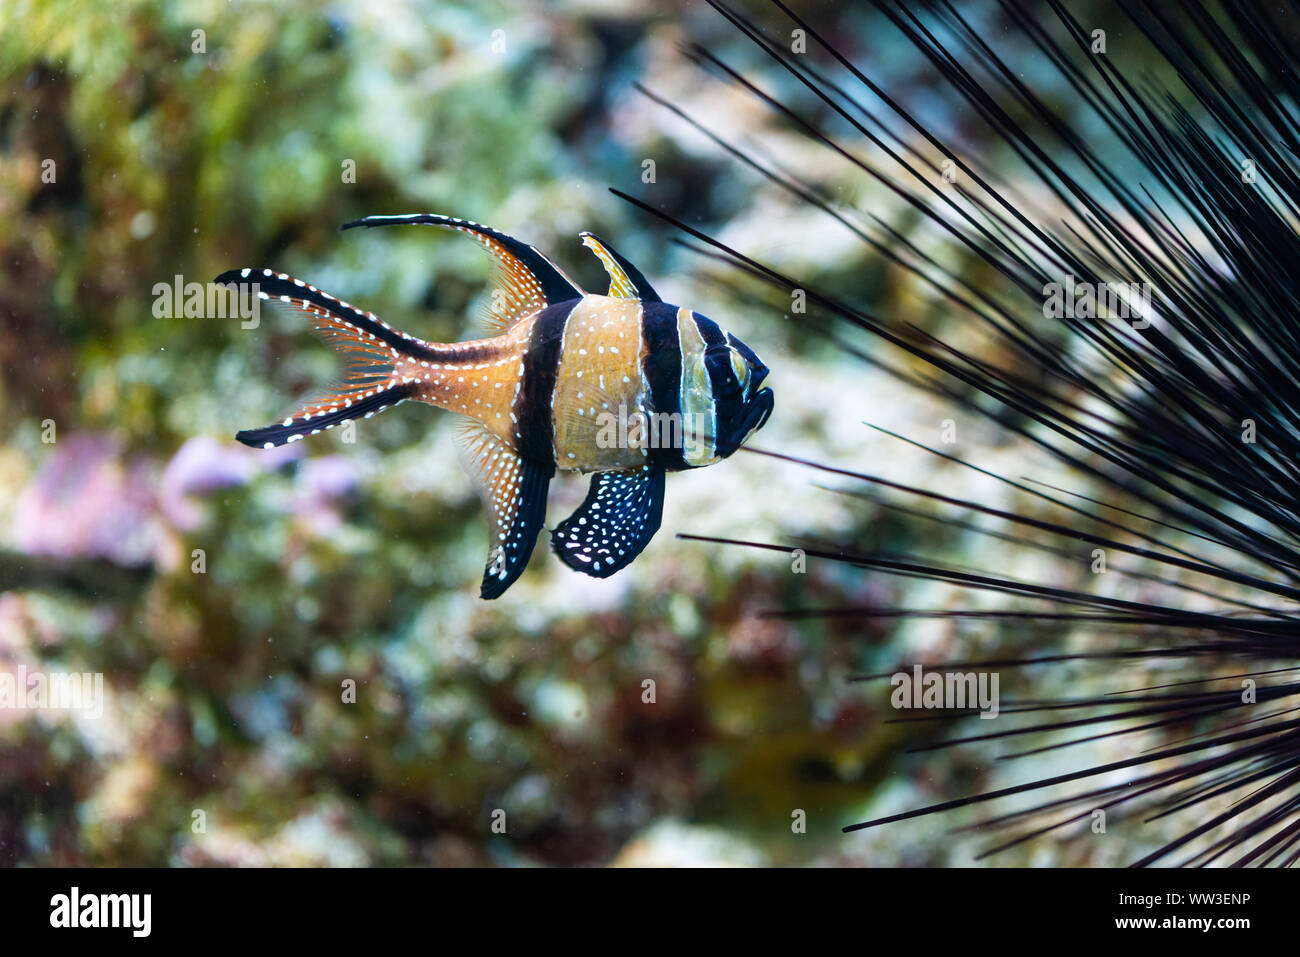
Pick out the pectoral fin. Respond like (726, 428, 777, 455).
(551, 466, 665, 577)
(456, 421, 553, 598)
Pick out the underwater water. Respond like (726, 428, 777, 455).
(2, 0, 1296, 879)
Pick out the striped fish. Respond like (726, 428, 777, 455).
(218, 214, 774, 598)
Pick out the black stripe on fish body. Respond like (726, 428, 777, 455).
(693, 310, 742, 423)
(639, 300, 687, 471)
(692, 310, 746, 442)
(214, 269, 440, 362)
(705, 347, 745, 457)
(235, 382, 417, 449)
(514, 298, 579, 467)
(698, 312, 742, 397)
(691, 311, 727, 348)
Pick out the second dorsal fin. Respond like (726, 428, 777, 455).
(579, 232, 662, 302)
(342, 214, 585, 334)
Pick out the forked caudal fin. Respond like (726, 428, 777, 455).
(217, 268, 436, 449)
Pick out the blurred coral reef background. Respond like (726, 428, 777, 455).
(0, 0, 1131, 866)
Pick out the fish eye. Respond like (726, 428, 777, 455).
(729, 349, 750, 394)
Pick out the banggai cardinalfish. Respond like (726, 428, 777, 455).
(218, 214, 774, 598)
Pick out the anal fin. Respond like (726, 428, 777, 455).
(551, 466, 665, 578)
(456, 420, 553, 598)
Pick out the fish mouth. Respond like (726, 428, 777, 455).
(748, 387, 773, 432)
(736, 386, 774, 448)
(713, 387, 773, 457)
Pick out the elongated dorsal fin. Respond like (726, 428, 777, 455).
(342, 214, 585, 334)
(579, 232, 661, 302)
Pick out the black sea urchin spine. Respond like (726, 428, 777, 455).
(623, 0, 1300, 865)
